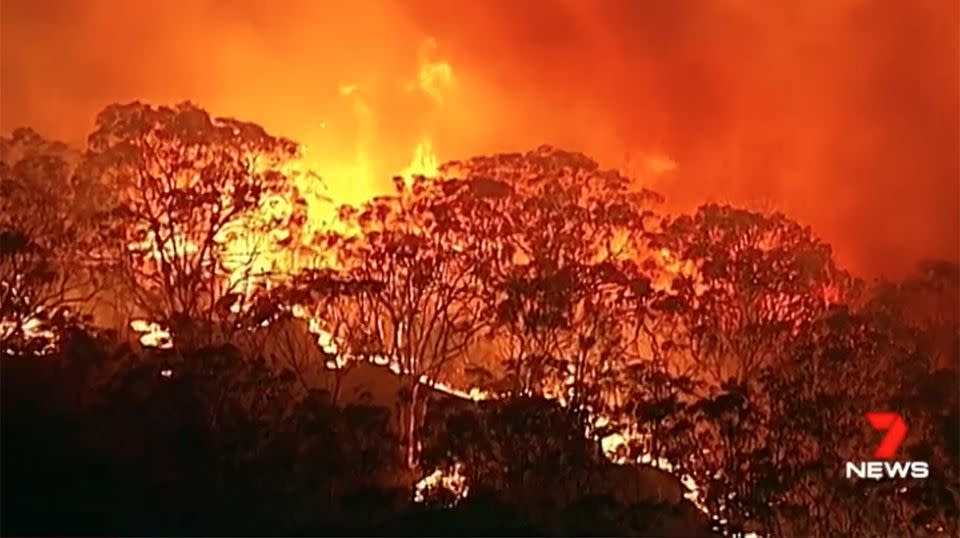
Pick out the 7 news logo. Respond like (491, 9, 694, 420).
(845, 412, 930, 479)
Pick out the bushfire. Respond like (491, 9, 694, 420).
(1, 2, 958, 537)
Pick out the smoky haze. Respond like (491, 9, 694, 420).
(1, 0, 957, 276)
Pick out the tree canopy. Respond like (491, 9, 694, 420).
(1, 103, 957, 538)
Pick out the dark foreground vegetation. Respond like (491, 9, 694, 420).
(2, 103, 958, 536)
(1, 342, 711, 536)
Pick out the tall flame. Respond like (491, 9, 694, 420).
(401, 139, 440, 180)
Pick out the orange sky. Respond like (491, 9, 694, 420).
(1, 0, 957, 277)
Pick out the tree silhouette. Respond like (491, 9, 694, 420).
(79, 102, 308, 345)
(290, 173, 492, 468)
(0, 128, 106, 354)
(655, 204, 848, 388)
(866, 261, 960, 535)
(440, 147, 664, 414)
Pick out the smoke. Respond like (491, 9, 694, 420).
(2, 0, 957, 276)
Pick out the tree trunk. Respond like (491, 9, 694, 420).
(404, 380, 421, 470)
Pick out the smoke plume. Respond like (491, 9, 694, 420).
(2, 0, 957, 275)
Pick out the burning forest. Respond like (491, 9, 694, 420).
(1, 1, 958, 537)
